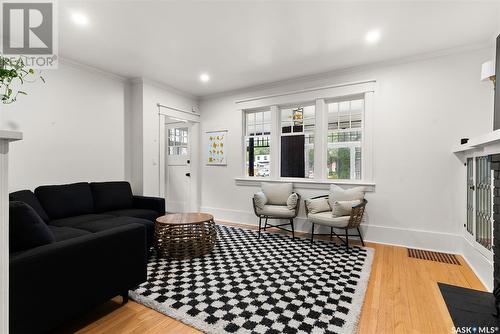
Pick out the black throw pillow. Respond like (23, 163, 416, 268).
(9, 201, 55, 253)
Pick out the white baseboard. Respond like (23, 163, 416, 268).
(202, 206, 462, 252)
(202, 206, 492, 290)
(461, 237, 493, 291)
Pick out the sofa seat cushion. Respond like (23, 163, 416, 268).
(256, 205, 296, 218)
(35, 182, 95, 219)
(9, 190, 50, 222)
(50, 214, 114, 227)
(47, 226, 92, 242)
(68, 217, 154, 247)
(90, 181, 134, 212)
(308, 212, 350, 228)
(105, 209, 158, 222)
(10, 201, 55, 252)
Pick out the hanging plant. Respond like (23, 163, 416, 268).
(0, 56, 45, 104)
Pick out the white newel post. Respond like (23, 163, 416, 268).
(0, 130, 22, 334)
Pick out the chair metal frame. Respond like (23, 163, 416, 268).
(305, 195, 367, 250)
(252, 192, 301, 240)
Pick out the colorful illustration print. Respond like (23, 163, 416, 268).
(207, 131, 227, 165)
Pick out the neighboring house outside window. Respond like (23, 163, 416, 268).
(245, 109, 271, 177)
(280, 104, 315, 178)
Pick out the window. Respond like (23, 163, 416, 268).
(167, 127, 188, 155)
(240, 83, 372, 183)
(245, 109, 271, 177)
(280, 104, 315, 178)
(327, 99, 363, 180)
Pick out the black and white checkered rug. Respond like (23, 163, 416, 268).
(130, 225, 374, 334)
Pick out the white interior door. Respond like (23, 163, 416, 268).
(165, 123, 191, 212)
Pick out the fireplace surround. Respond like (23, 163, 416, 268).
(444, 34, 500, 327)
(492, 154, 500, 314)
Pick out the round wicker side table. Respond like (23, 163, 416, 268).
(154, 213, 216, 259)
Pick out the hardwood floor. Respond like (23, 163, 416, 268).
(54, 222, 486, 334)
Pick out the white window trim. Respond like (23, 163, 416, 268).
(238, 80, 376, 188)
(234, 177, 376, 192)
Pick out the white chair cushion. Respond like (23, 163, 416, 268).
(256, 205, 296, 218)
(328, 184, 365, 209)
(305, 197, 331, 214)
(308, 212, 350, 228)
(286, 193, 298, 210)
(254, 192, 268, 210)
(261, 182, 293, 205)
(332, 200, 361, 218)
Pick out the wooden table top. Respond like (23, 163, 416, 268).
(156, 213, 214, 225)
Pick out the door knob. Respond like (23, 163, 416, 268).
(185, 173, 191, 177)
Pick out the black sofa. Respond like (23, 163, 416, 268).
(9, 181, 165, 334)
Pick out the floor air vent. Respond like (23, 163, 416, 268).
(407, 248, 461, 265)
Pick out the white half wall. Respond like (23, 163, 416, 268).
(0, 61, 128, 191)
(199, 46, 495, 288)
(129, 79, 199, 199)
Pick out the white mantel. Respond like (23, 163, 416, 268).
(453, 129, 500, 158)
(0, 130, 22, 334)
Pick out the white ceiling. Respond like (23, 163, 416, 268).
(58, 1, 500, 97)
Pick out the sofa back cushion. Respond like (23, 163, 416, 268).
(90, 181, 133, 212)
(10, 201, 55, 252)
(9, 190, 50, 222)
(261, 182, 293, 205)
(35, 182, 94, 219)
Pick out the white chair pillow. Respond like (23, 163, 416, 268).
(328, 184, 365, 209)
(305, 197, 331, 214)
(286, 193, 298, 210)
(261, 182, 293, 205)
(254, 192, 267, 210)
(332, 200, 361, 218)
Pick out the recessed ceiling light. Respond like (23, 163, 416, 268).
(199, 73, 210, 83)
(71, 11, 89, 26)
(365, 29, 381, 44)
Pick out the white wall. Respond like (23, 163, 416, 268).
(199, 47, 495, 257)
(130, 79, 199, 198)
(0, 61, 128, 191)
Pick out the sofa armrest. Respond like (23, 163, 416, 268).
(133, 195, 165, 216)
(10, 224, 147, 334)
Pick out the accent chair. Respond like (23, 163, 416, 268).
(305, 185, 367, 250)
(252, 182, 300, 239)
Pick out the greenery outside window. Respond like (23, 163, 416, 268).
(327, 99, 363, 180)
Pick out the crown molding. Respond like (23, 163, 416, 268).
(200, 40, 493, 101)
(58, 56, 128, 82)
(56, 40, 494, 101)
(131, 77, 197, 101)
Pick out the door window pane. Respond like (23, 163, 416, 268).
(167, 127, 188, 156)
